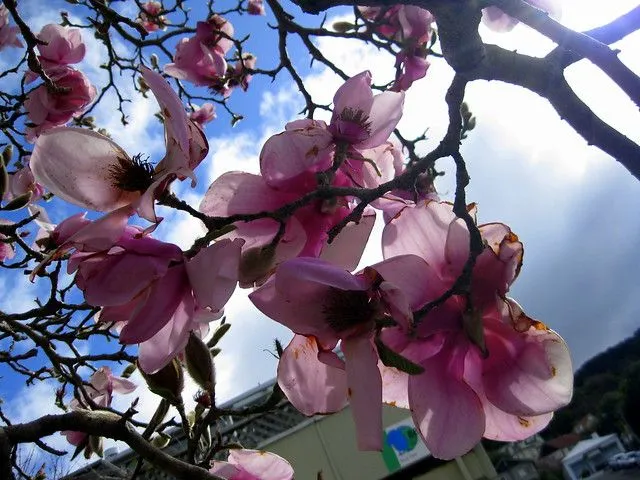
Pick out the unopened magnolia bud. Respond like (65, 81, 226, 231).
(462, 306, 488, 358)
(333, 21, 354, 33)
(139, 358, 184, 405)
(2, 191, 32, 211)
(87, 435, 103, 459)
(185, 333, 215, 392)
(0, 161, 8, 199)
(138, 76, 150, 94)
(2, 145, 13, 166)
(150, 54, 160, 70)
(238, 245, 276, 287)
(151, 432, 171, 449)
(207, 322, 231, 348)
(121, 363, 137, 378)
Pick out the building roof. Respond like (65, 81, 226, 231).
(563, 434, 619, 463)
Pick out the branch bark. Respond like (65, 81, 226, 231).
(3, 411, 222, 480)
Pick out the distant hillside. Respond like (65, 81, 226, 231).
(543, 328, 640, 439)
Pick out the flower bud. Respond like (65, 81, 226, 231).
(139, 358, 184, 405)
(150, 54, 160, 70)
(2, 145, 13, 166)
(238, 245, 276, 287)
(184, 332, 215, 392)
(333, 21, 354, 33)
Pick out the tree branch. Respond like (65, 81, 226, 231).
(3, 411, 222, 480)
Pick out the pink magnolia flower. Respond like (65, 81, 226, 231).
(379, 201, 573, 459)
(5, 162, 45, 203)
(0, 5, 23, 51)
(36, 24, 85, 67)
(200, 170, 375, 285)
(164, 16, 233, 86)
(215, 53, 257, 97)
(137, 1, 169, 32)
(57, 211, 243, 373)
(190, 103, 216, 126)
(483, 0, 561, 32)
(24, 66, 96, 141)
(249, 255, 433, 450)
(247, 0, 266, 16)
(358, 7, 433, 91)
(30, 67, 208, 222)
(328, 71, 404, 149)
(210, 449, 294, 480)
(63, 366, 136, 446)
(0, 219, 15, 262)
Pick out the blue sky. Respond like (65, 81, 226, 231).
(1, 0, 639, 473)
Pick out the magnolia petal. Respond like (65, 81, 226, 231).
(227, 449, 294, 480)
(482, 320, 573, 417)
(332, 71, 373, 115)
(277, 335, 348, 415)
(371, 254, 445, 312)
(343, 335, 383, 451)
(409, 347, 485, 460)
(260, 127, 333, 189)
(111, 376, 138, 394)
(382, 201, 454, 276)
(185, 238, 243, 311)
(137, 292, 195, 373)
(359, 90, 404, 150)
(31, 128, 140, 211)
(200, 171, 295, 217)
(140, 67, 189, 155)
(250, 259, 364, 343)
(119, 266, 188, 344)
(380, 363, 409, 409)
(319, 209, 375, 271)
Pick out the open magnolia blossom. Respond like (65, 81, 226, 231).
(137, 1, 169, 33)
(0, 4, 22, 51)
(358, 6, 434, 91)
(48, 208, 242, 373)
(250, 199, 573, 459)
(249, 255, 431, 450)
(62, 367, 136, 447)
(36, 24, 86, 68)
(30, 66, 208, 222)
(378, 200, 573, 459)
(165, 16, 233, 86)
(210, 449, 294, 480)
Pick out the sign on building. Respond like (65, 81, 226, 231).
(381, 417, 431, 472)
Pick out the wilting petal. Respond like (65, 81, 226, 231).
(343, 335, 383, 450)
(185, 238, 243, 310)
(277, 335, 348, 415)
(482, 320, 573, 417)
(31, 128, 140, 211)
(409, 345, 485, 460)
